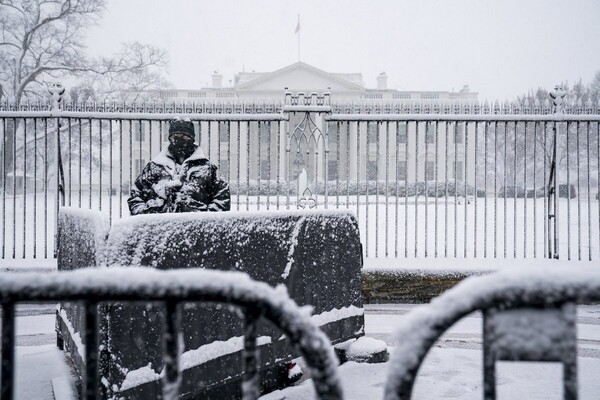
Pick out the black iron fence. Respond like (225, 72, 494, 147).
(1, 87, 600, 260)
(384, 267, 600, 400)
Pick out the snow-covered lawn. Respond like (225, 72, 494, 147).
(2, 194, 599, 261)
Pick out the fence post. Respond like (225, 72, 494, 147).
(49, 82, 65, 257)
(548, 85, 566, 259)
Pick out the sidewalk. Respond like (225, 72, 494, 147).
(263, 303, 600, 399)
(4, 264, 600, 399)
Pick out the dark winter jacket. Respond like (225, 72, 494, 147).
(128, 146, 230, 215)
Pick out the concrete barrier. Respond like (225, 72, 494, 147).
(57, 208, 364, 399)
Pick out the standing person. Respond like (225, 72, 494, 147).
(128, 118, 230, 215)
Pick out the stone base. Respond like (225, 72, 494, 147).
(361, 269, 488, 304)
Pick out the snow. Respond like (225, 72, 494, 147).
(261, 350, 600, 400)
(327, 113, 600, 122)
(3, 194, 598, 262)
(103, 208, 356, 268)
(384, 266, 600, 399)
(281, 216, 306, 279)
(15, 345, 75, 400)
(17, 314, 55, 336)
(51, 377, 77, 400)
(119, 363, 159, 391)
(59, 207, 110, 249)
(119, 335, 273, 391)
(362, 257, 599, 274)
(181, 335, 272, 371)
(0, 110, 287, 121)
(309, 305, 364, 328)
(345, 337, 387, 361)
(487, 306, 575, 360)
(59, 309, 84, 359)
(8, 300, 600, 399)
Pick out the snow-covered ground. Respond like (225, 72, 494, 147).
(7, 302, 600, 400)
(8, 305, 75, 400)
(263, 304, 600, 400)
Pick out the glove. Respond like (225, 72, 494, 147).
(146, 198, 165, 208)
(174, 192, 208, 212)
(152, 180, 183, 200)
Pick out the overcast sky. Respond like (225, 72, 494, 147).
(84, 0, 600, 101)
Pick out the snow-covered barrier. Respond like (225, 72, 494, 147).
(383, 267, 600, 400)
(3, 268, 343, 400)
(56, 208, 111, 388)
(57, 208, 364, 399)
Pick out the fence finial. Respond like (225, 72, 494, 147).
(48, 82, 65, 111)
(549, 85, 567, 113)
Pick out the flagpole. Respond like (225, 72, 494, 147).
(297, 14, 300, 62)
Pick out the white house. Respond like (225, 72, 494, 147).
(124, 62, 478, 189)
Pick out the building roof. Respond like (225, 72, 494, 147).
(234, 61, 365, 92)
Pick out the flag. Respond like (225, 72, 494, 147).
(295, 15, 300, 34)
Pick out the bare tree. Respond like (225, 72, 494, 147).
(0, 0, 169, 179)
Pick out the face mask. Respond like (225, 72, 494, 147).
(169, 140, 196, 160)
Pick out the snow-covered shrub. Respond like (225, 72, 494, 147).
(312, 180, 476, 197)
(228, 180, 298, 195)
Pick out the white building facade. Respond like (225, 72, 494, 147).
(127, 62, 479, 187)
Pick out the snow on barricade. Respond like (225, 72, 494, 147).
(57, 207, 110, 383)
(58, 207, 109, 270)
(383, 266, 600, 400)
(3, 267, 343, 399)
(57, 208, 363, 398)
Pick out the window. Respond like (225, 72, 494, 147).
(398, 123, 407, 144)
(135, 121, 145, 142)
(187, 91, 207, 98)
(421, 93, 440, 100)
(328, 160, 339, 181)
(219, 160, 229, 179)
(398, 161, 407, 181)
(259, 124, 270, 144)
(216, 91, 235, 98)
(368, 123, 378, 143)
(135, 159, 146, 176)
(328, 123, 338, 145)
(454, 123, 464, 144)
(453, 161, 464, 180)
(425, 161, 435, 180)
(393, 93, 411, 100)
(260, 160, 270, 179)
(219, 122, 230, 143)
(367, 160, 378, 180)
(158, 91, 177, 99)
(425, 124, 435, 144)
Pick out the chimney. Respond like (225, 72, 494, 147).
(377, 72, 388, 90)
(212, 71, 223, 88)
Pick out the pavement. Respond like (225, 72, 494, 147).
(364, 303, 600, 359)
(7, 302, 600, 399)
